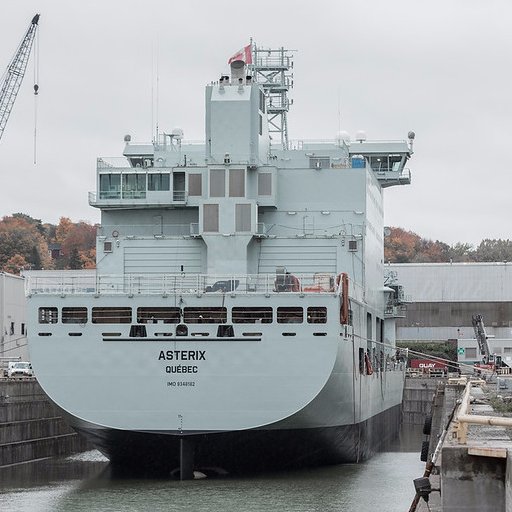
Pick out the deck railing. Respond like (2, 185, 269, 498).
(25, 272, 342, 297)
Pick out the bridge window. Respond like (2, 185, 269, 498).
(137, 307, 180, 324)
(122, 173, 146, 199)
(277, 307, 303, 323)
(184, 307, 227, 324)
(92, 307, 132, 324)
(148, 173, 170, 191)
(39, 307, 58, 324)
(62, 307, 87, 324)
(232, 307, 272, 323)
(99, 174, 121, 199)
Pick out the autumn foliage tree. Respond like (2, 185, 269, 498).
(0, 215, 51, 273)
(0, 214, 97, 273)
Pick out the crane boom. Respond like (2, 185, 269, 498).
(0, 14, 40, 142)
(471, 314, 491, 364)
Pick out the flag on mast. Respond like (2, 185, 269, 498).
(228, 44, 252, 65)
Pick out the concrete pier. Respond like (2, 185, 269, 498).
(412, 379, 512, 512)
(402, 377, 443, 425)
(0, 379, 90, 467)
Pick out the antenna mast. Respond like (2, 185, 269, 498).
(249, 44, 294, 150)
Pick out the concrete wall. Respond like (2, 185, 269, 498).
(402, 377, 440, 425)
(0, 380, 90, 467)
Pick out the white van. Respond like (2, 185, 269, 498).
(7, 362, 34, 378)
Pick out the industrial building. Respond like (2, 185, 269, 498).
(389, 262, 512, 367)
(0, 272, 28, 360)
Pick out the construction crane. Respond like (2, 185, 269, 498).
(471, 314, 503, 369)
(0, 14, 40, 143)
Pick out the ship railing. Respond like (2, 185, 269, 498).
(25, 272, 346, 297)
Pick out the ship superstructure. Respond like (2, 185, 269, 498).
(26, 44, 412, 476)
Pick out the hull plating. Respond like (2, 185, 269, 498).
(75, 403, 402, 475)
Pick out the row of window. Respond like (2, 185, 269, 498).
(38, 306, 327, 325)
(99, 170, 273, 200)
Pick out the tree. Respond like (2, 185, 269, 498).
(4, 254, 28, 274)
(68, 247, 82, 269)
(0, 216, 50, 271)
(474, 239, 512, 262)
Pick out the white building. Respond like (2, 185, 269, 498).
(0, 272, 28, 360)
(390, 262, 512, 366)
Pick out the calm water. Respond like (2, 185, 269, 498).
(0, 427, 425, 512)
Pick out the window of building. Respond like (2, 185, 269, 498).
(122, 173, 146, 199)
(21, 323, 25, 335)
(148, 173, 170, 191)
(277, 307, 303, 323)
(137, 307, 181, 324)
(104, 241, 113, 253)
(229, 169, 245, 197)
(99, 174, 121, 199)
(203, 204, 219, 232)
(210, 169, 225, 197)
(465, 348, 477, 359)
(62, 307, 88, 324)
(92, 307, 132, 324)
(259, 114, 263, 136)
(307, 307, 327, 324)
(188, 174, 202, 196)
(258, 173, 272, 196)
(232, 307, 273, 323)
(10, 322, 14, 335)
(39, 307, 58, 324)
(184, 307, 227, 324)
(235, 204, 251, 232)
(504, 347, 512, 353)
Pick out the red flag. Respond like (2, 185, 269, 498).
(228, 44, 252, 65)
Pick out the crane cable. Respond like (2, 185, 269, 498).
(33, 23, 39, 164)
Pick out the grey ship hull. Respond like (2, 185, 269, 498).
(76, 404, 402, 475)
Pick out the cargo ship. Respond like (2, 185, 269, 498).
(26, 43, 413, 476)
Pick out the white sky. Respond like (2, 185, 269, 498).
(1, 0, 511, 245)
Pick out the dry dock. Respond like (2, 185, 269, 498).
(411, 377, 512, 512)
(0, 379, 89, 467)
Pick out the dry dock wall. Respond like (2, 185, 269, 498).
(0, 379, 90, 467)
(402, 377, 442, 425)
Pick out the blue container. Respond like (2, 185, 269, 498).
(351, 156, 365, 168)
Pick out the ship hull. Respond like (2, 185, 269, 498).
(74, 402, 402, 476)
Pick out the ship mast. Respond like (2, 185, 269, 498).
(249, 44, 294, 150)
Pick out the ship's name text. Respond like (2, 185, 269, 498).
(166, 365, 198, 374)
(158, 350, 206, 361)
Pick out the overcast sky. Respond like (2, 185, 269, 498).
(1, 0, 511, 245)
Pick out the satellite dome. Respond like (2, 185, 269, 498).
(355, 130, 366, 142)
(124, 134, 131, 142)
(172, 127, 184, 140)
(336, 130, 350, 143)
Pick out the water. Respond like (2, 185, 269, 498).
(0, 427, 425, 512)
